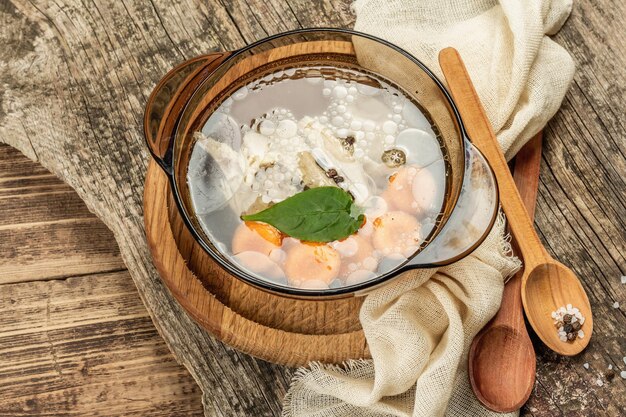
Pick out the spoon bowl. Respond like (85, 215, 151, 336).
(469, 325, 535, 412)
(466, 132, 541, 412)
(523, 261, 593, 356)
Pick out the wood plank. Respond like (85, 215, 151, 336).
(0, 191, 94, 226)
(0, 144, 125, 284)
(0, 146, 49, 178)
(0, 218, 126, 284)
(0, 271, 203, 417)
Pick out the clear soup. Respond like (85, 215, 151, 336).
(187, 65, 448, 290)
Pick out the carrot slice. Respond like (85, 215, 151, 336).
(244, 221, 283, 246)
(232, 222, 282, 255)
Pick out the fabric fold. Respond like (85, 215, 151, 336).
(283, 1, 574, 416)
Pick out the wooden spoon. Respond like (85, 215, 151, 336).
(438, 47, 593, 357)
(467, 133, 541, 412)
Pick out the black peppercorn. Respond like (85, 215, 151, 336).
(567, 332, 577, 341)
(333, 176, 345, 183)
(563, 323, 573, 333)
(571, 321, 581, 331)
(326, 168, 338, 178)
(563, 314, 573, 324)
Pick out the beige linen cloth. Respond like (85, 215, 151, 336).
(283, 1, 575, 416)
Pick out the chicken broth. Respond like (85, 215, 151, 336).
(187, 65, 448, 290)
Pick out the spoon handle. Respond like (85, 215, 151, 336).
(491, 131, 543, 330)
(438, 48, 548, 266)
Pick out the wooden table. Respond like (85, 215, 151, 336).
(0, 1, 624, 416)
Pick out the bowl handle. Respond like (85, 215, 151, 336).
(143, 52, 231, 173)
(404, 140, 499, 267)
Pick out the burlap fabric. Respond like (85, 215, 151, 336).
(282, 1, 574, 416)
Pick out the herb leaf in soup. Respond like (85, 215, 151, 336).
(241, 187, 365, 243)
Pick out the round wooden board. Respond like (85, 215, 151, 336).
(143, 161, 369, 367)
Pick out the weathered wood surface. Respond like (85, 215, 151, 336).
(0, 144, 203, 416)
(0, 0, 624, 416)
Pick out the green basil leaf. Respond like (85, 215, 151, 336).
(241, 187, 364, 242)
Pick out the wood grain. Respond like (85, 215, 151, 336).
(0, 0, 624, 416)
(0, 146, 125, 284)
(0, 270, 203, 417)
(0, 144, 203, 416)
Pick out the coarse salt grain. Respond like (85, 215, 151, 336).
(613, 301, 620, 309)
(621, 371, 626, 379)
(596, 378, 604, 387)
(583, 363, 589, 369)
(623, 357, 626, 365)
(608, 364, 613, 370)
(552, 304, 586, 343)
(621, 275, 626, 284)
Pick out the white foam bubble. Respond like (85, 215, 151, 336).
(402, 103, 431, 131)
(350, 120, 363, 130)
(382, 120, 398, 134)
(232, 86, 248, 100)
(362, 120, 376, 132)
(333, 237, 359, 257)
(333, 85, 348, 99)
(395, 128, 442, 168)
(276, 119, 298, 138)
(346, 270, 376, 286)
(258, 120, 276, 136)
(300, 279, 329, 289)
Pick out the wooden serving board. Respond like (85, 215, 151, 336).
(144, 160, 369, 367)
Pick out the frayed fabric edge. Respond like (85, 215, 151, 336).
(493, 209, 522, 283)
(282, 359, 373, 417)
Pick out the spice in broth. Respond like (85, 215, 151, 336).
(187, 65, 447, 289)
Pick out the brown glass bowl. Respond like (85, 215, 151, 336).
(144, 29, 498, 299)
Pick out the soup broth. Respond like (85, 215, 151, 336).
(187, 65, 448, 290)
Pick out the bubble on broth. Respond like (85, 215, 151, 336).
(187, 65, 448, 290)
(395, 128, 442, 168)
(346, 269, 377, 286)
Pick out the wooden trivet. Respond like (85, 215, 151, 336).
(144, 160, 369, 367)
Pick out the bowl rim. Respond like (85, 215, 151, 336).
(168, 27, 474, 299)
